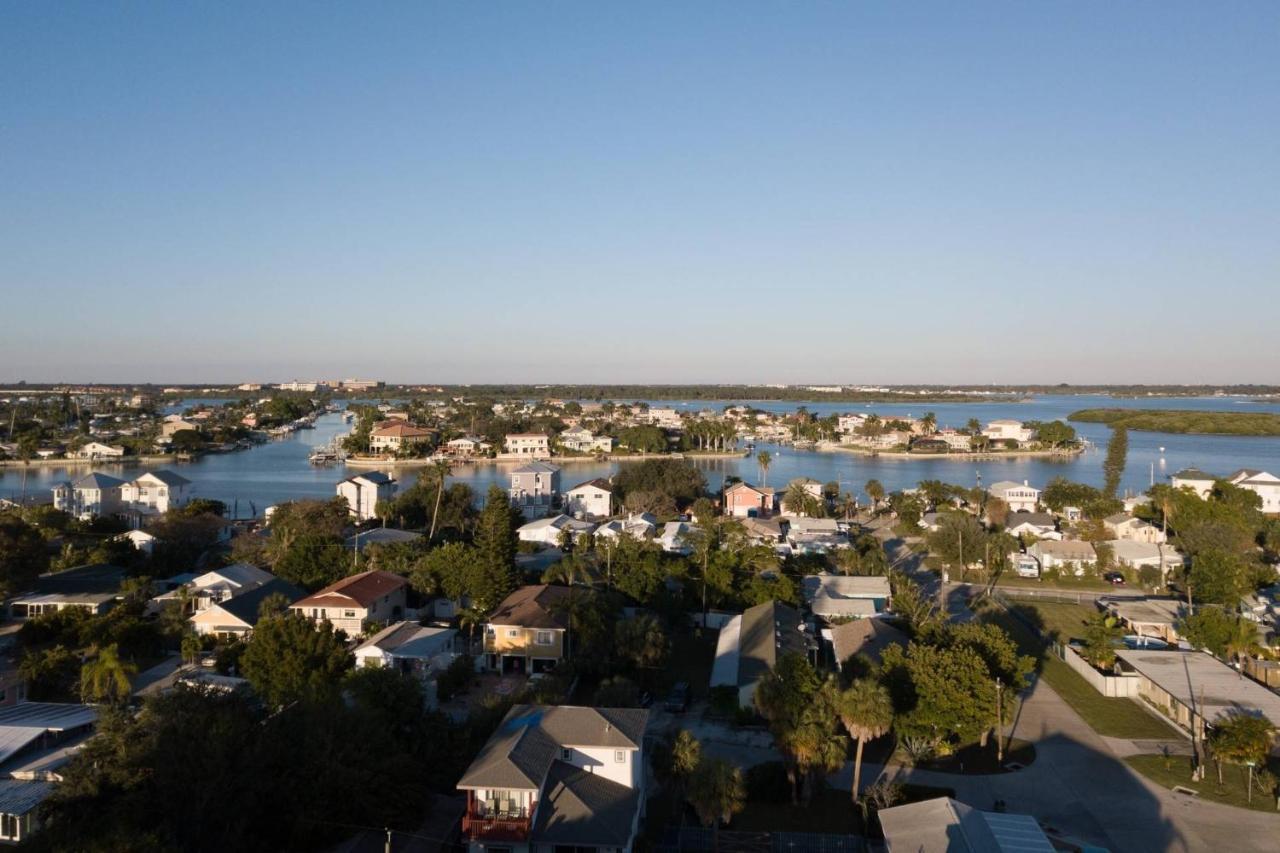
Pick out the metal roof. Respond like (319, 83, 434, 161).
(0, 779, 53, 817)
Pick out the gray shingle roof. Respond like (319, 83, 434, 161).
(72, 472, 125, 490)
(218, 577, 307, 625)
(531, 762, 642, 846)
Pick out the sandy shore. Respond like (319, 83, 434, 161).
(0, 455, 177, 469)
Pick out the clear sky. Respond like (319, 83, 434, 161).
(2, 3, 1277, 385)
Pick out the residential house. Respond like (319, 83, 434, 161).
(837, 414, 868, 434)
(336, 471, 396, 521)
(369, 422, 434, 454)
(509, 462, 561, 517)
(0, 702, 99, 846)
(516, 515, 596, 547)
(1115, 649, 1280, 735)
(289, 570, 408, 637)
(710, 601, 816, 707)
(1104, 513, 1167, 544)
(981, 419, 1034, 446)
(354, 621, 458, 680)
(1108, 541, 1184, 577)
(160, 418, 199, 438)
(1102, 598, 1185, 644)
(987, 480, 1040, 513)
(120, 470, 192, 517)
(564, 479, 613, 519)
(51, 472, 124, 520)
(740, 516, 785, 545)
(68, 442, 124, 460)
(801, 573, 891, 621)
(1227, 469, 1280, 513)
(878, 796, 1055, 853)
(154, 562, 275, 614)
(7, 564, 126, 619)
(657, 521, 698, 555)
(1005, 511, 1060, 541)
(594, 513, 657, 543)
(190, 577, 307, 639)
(558, 427, 614, 454)
(639, 407, 683, 429)
(118, 529, 157, 554)
(722, 481, 779, 518)
(484, 585, 572, 674)
(345, 527, 423, 552)
(829, 618, 909, 673)
(504, 433, 551, 459)
(445, 436, 490, 457)
(1170, 468, 1216, 499)
(784, 517, 847, 554)
(457, 704, 648, 852)
(1027, 539, 1097, 575)
(934, 429, 974, 452)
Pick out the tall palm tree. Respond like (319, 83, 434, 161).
(837, 679, 894, 801)
(757, 451, 772, 487)
(865, 479, 885, 511)
(1225, 617, 1262, 677)
(921, 412, 937, 435)
(80, 644, 138, 705)
(457, 605, 486, 653)
(428, 458, 453, 540)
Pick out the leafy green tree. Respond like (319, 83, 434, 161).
(472, 485, 519, 611)
(615, 613, 669, 670)
(240, 613, 353, 708)
(19, 646, 80, 701)
(1035, 420, 1077, 448)
(1079, 613, 1123, 669)
(1209, 713, 1276, 793)
(838, 679, 894, 800)
(670, 729, 702, 789)
(1102, 426, 1128, 497)
(865, 479, 885, 509)
(880, 641, 994, 751)
(272, 533, 348, 591)
(411, 541, 482, 602)
(0, 513, 48, 599)
(1187, 548, 1252, 606)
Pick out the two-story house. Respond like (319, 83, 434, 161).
(563, 478, 613, 519)
(120, 470, 192, 517)
(190, 577, 307, 639)
(558, 427, 614, 454)
(68, 442, 125, 460)
(982, 419, 1034, 446)
(1103, 513, 1167, 544)
(51, 472, 124, 520)
(987, 480, 1040, 513)
(289, 570, 408, 637)
(336, 471, 396, 520)
(1170, 468, 1216, 499)
(369, 422, 434, 454)
(458, 704, 648, 853)
(484, 584, 572, 674)
(1227, 469, 1280, 513)
(504, 433, 551, 459)
(509, 462, 560, 517)
(723, 481, 778, 518)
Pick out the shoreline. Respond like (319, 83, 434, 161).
(344, 451, 749, 468)
(822, 445, 1085, 461)
(0, 455, 180, 469)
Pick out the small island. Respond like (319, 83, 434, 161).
(1069, 408, 1280, 436)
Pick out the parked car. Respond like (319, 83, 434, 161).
(1103, 572, 1126, 585)
(663, 682, 689, 713)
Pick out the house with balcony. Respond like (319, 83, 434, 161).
(458, 704, 648, 853)
(558, 427, 614, 454)
(51, 472, 124, 520)
(369, 422, 434, 454)
(504, 433, 551, 459)
(484, 584, 572, 674)
(68, 442, 125, 460)
(289, 570, 407, 638)
(981, 419, 1034, 446)
(445, 436, 491, 457)
(509, 462, 560, 518)
(190, 577, 307, 640)
(1227, 468, 1280, 513)
(987, 480, 1040, 513)
(723, 481, 778, 518)
(151, 562, 276, 614)
(564, 478, 613, 519)
(119, 470, 192, 520)
(336, 471, 396, 521)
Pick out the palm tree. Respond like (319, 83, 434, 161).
(921, 412, 937, 435)
(1225, 617, 1262, 677)
(865, 479, 885, 511)
(428, 458, 453, 540)
(966, 417, 982, 435)
(757, 451, 772, 486)
(687, 757, 745, 846)
(80, 644, 138, 705)
(457, 605, 486, 654)
(838, 679, 894, 801)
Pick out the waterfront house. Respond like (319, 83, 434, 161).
(457, 704, 648, 852)
(504, 433, 551, 459)
(1104, 513, 1167, 544)
(639, 407, 683, 429)
(445, 435, 490, 457)
(801, 572, 891, 621)
(981, 419, 1034, 446)
(563, 478, 613, 519)
(558, 427, 614, 454)
(484, 584, 573, 674)
(509, 462, 560, 517)
(369, 422, 434, 454)
(516, 514, 596, 547)
(1170, 468, 1216, 499)
(1027, 539, 1097, 575)
(190, 577, 307, 639)
(51, 472, 124, 520)
(723, 481, 779, 518)
(68, 442, 125, 461)
(987, 480, 1040, 513)
(289, 570, 408, 638)
(160, 418, 199, 438)
(120, 470, 192, 517)
(1227, 468, 1280, 513)
(710, 600, 816, 707)
(336, 471, 396, 521)
(934, 429, 974, 451)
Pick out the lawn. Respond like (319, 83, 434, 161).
(1125, 754, 1280, 812)
(1022, 601, 1102, 643)
(982, 607, 1179, 740)
(994, 574, 1118, 593)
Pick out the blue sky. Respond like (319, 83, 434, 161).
(2, 3, 1277, 384)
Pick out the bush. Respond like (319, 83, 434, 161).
(744, 761, 791, 803)
(708, 685, 739, 718)
(437, 654, 474, 702)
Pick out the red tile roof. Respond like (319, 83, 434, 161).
(292, 570, 407, 609)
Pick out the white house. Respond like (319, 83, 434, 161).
(445, 436, 490, 457)
(1103, 513, 1167, 544)
(69, 442, 125, 460)
(119, 529, 158, 555)
(1108, 540, 1185, 576)
(658, 521, 699, 554)
(558, 427, 614, 454)
(1227, 469, 1280, 513)
(801, 572, 891, 620)
(120, 470, 192, 516)
(516, 514, 596, 546)
(504, 433, 551, 458)
(354, 621, 457, 676)
(639, 407, 683, 429)
(1005, 511, 1060, 541)
(982, 419, 1034, 446)
(988, 480, 1040, 513)
(52, 472, 124, 520)
(1170, 468, 1216, 499)
(563, 478, 613, 519)
(1027, 539, 1097, 575)
(155, 562, 277, 613)
(595, 512, 657, 542)
(336, 471, 396, 520)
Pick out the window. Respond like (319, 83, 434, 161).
(614, 750, 626, 763)
(561, 748, 572, 761)
(343, 610, 356, 618)
(535, 631, 553, 646)
(508, 629, 520, 638)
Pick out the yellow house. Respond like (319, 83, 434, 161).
(484, 585, 571, 675)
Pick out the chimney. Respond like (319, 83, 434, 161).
(1023, 479, 1029, 487)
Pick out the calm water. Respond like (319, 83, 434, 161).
(6, 395, 1280, 514)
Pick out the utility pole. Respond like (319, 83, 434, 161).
(384, 827, 392, 853)
(995, 677, 1004, 763)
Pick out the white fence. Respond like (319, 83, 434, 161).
(1053, 641, 1140, 698)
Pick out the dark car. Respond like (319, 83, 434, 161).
(663, 682, 689, 713)
(1103, 572, 1126, 585)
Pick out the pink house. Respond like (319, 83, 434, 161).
(723, 482, 779, 518)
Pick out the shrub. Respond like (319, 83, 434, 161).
(744, 761, 790, 803)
